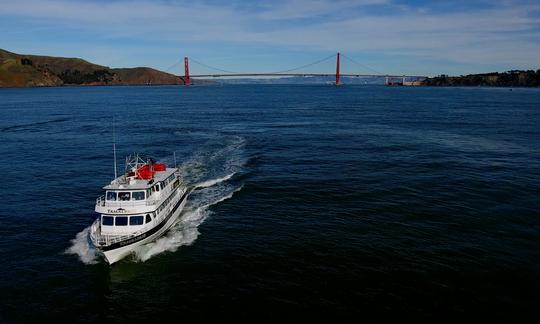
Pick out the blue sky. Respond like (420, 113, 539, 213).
(1, 0, 539, 76)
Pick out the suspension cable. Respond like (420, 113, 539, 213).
(188, 58, 238, 74)
(341, 54, 385, 75)
(163, 59, 184, 73)
(268, 53, 337, 74)
(176, 53, 383, 76)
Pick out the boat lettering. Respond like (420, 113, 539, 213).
(108, 209, 129, 213)
(120, 233, 146, 246)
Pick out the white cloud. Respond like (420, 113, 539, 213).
(1, 0, 539, 71)
(255, 0, 388, 19)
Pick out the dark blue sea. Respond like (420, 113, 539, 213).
(1, 85, 539, 322)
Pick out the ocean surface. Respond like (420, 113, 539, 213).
(0, 85, 539, 322)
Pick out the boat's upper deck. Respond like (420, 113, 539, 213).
(104, 167, 177, 190)
(95, 166, 182, 216)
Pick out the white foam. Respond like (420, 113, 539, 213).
(133, 207, 208, 261)
(133, 182, 244, 262)
(200, 183, 244, 208)
(194, 172, 235, 189)
(65, 227, 99, 264)
(178, 135, 246, 184)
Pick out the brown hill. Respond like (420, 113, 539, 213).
(0, 49, 63, 86)
(112, 67, 182, 85)
(0, 48, 188, 87)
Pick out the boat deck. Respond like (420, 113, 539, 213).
(104, 167, 177, 190)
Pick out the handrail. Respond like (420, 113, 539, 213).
(96, 195, 105, 206)
(91, 219, 142, 246)
(95, 199, 158, 208)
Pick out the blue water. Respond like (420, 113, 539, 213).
(1, 85, 539, 321)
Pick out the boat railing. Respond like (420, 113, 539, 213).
(95, 199, 159, 208)
(145, 199, 158, 206)
(90, 220, 142, 246)
(96, 195, 105, 206)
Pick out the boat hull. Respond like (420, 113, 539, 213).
(94, 189, 189, 264)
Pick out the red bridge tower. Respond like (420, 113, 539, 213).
(184, 57, 190, 86)
(335, 52, 341, 86)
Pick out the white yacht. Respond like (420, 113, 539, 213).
(90, 154, 189, 264)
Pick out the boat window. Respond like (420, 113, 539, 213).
(106, 191, 117, 201)
(155, 184, 160, 192)
(102, 216, 114, 226)
(130, 216, 144, 225)
(115, 216, 128, 226)
(118, 192, 131, 201)
(145, 214, 152, 223)
(132, 191, 145, 201)
(146, 189, 151, 198)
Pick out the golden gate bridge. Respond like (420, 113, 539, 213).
(166, 52, 427, 86)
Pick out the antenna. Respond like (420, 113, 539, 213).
(113, 116, 118, 180)
(173, 151, 177, 169)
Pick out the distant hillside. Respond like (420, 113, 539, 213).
(422, 70, 540, 87)
(0, 49, 192, 87)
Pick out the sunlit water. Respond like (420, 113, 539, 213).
(1, 85, 539, 321)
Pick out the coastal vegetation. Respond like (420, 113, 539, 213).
(0, 49, 187, 87)
(422, 70, 540, 87)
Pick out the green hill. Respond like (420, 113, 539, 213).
(422, 70, 540, 87)
(0, 49, 188, 87)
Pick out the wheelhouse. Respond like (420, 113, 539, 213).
(105, 190, 149, 201)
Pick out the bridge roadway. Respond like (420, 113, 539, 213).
(189, 73, 426, 78)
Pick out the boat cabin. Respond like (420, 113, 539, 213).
(95, 156, 180, 235)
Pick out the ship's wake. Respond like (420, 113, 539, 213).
(133, 180, 243, 262)
(66, 135, 246, 265)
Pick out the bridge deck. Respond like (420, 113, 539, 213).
(189, 73, 426, 78)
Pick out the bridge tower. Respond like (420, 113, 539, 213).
(184, 57, 190, 86)
(335, 52, 341, 86)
